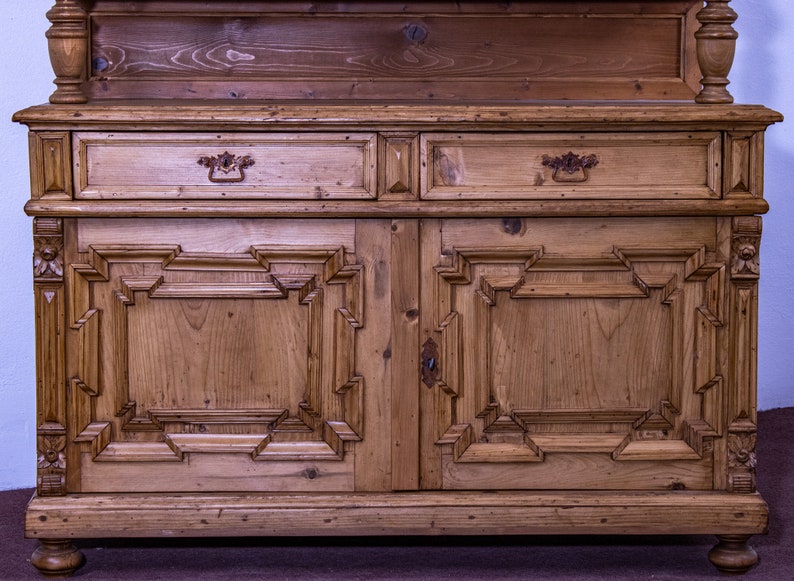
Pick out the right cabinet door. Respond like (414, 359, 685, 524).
(418, 217, 729, 491)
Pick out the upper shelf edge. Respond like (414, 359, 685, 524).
(12, 103, 784, 130)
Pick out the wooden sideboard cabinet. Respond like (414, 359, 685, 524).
(15, 0, 782, 576)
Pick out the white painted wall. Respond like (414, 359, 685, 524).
(1, 1, 792, 490)
(1, 0, 56, 491)
(732, 1, 794, 411)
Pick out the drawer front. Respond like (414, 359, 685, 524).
(74, 132, 377, 199)
(423, 132, 721, 200)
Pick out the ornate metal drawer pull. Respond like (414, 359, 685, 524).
(197, 151, 255, 183)
(542, 151, 599, 183)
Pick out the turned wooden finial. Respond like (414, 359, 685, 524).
(695, 0, 738, 104)
(45, 0, 89, 104)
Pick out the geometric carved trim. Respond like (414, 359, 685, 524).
(433, 246, 544, 399)
(70, 308, 100, 396)
(149, 408, 288, 431)
(612, 439, 702, 462)
(434, 243, 722, 468)
(437, 424, 543, 463)
(438, 405, 704, 463)
(71, 244, 363, 463)
(515, 250, 650, 299)
(514, 409, 648, 426)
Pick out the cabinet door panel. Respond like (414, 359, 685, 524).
(422, 218, 723, 490)
(66, 218, 388, 492)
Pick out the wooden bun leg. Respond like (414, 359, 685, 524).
(30, 540, 85, 577)
(708, 535, 759, 575)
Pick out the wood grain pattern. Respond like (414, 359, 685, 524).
(29, 132, 72, 200)
(46, 0, 88, 103)
(33, 218, 68, 496)
(25, 491, 768, 538)
(74, 132, 377, 200)
(14, 103, 784, 131)
(390, 219, 420, 490)
(17, 2, 779, 575)
(423, 132, 721, 200)
(62, 219, 380, 491)
(425, 218, 727, 489)
(87, 5, 699, 101)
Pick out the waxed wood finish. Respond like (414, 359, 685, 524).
(18, 0, 780, 577)
(85, 1, 701, 102)
(26, 491, 768, 538)
(423, 132, 721, 200)
(73, 132, 378, 199)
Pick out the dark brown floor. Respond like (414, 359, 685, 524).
(2, 407, 791, 580)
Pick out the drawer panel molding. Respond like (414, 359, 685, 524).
(423, 132, 721, 200)
(73, 132, 377, 200)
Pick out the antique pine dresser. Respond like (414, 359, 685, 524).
(14, 0, 782, 576)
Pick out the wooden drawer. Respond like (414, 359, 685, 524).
(422, 132, 721, 200)
(73, 132, 377, 199)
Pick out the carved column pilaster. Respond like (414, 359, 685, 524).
(46, 0, 89, 104)
(695, 0, 738, 104)
(33, 218, 68, 496)
(726, 216, 761, 492)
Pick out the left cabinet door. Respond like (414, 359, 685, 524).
(60, 217, 393, 493)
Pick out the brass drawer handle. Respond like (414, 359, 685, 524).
(197, 151, 255, 183)
(542, 151, 599, 183)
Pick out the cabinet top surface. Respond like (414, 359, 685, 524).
(13, 102, 783, 130)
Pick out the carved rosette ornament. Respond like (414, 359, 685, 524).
(34, 237, 64, 278)
(33, 218, 64, 275)
(37, 434, 67, 496)
(727, 430, 757, 493)
(731, 238, 759, 276)
(731, 218, 761, 278)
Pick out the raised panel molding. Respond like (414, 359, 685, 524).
(433, 243, 724, 475)
(29, 132, 72, 200)
(69, 243, 364, 464)
(724, 131, 762, 198)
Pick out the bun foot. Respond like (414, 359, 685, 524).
(30, 540, 85, 577)
(708, 534, 758, 575)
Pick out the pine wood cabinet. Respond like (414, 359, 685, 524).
(15, 1, 782, 576)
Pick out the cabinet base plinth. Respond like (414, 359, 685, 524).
(24, 492, 767, 576)
(26, 491, 767, 538)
